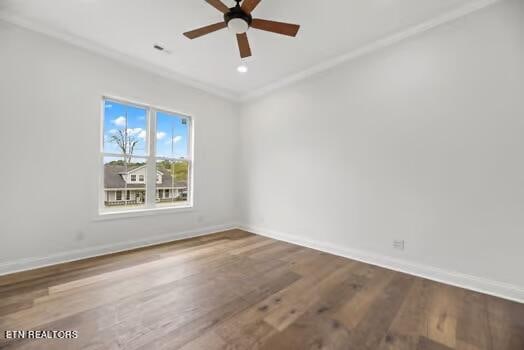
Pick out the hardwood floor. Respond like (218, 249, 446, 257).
(0, 230, 522, 350)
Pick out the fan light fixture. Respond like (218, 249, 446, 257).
(228, 18, 249, 34)
(237, 64, 248, 73)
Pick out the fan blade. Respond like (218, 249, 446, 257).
(236, 33, 252, 58)
(205, 0, 230, 14)
(241, 0, 262, 13)
(251, 19, 300, 37)
(183, 22, 227, 39)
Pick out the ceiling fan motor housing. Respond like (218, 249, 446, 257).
(224, 5, 252, 34)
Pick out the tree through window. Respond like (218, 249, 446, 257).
(101, 98, 192, 213)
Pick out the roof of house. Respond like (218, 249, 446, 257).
(104, 164, 187, 189)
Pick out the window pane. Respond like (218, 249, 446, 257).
(156, 159, 190, 207)
(103, 156, 147, 212)
(103, 100, 147, 157)
(156, 111, 189, 159)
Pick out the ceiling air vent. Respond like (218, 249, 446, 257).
(153, 43, 171, 54)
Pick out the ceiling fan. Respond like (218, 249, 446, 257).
(183, 0, 300, 59)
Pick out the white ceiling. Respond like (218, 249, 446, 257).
(0, 0, 485, 99)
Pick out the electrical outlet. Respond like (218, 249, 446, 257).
(393, 240, 405, 251)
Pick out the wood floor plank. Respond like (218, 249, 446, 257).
(380, 334, 421, 350)
(345, 273, 415, 350)
(485, 295, 524, 350)
(259, 262, 374, 350)
(228, 238, 275, 255)
(418, 336, 455, 350)
(136, 271, 301, 350)
(387, 279, 433, 336)
(263, 261, 356, 331)
(0, 230, 523, 350)
(333, 266, 397, 330)
(426, 284, 464, 349)
(455, 291, 492, 350)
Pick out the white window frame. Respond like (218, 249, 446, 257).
(99, 96, 194, 217)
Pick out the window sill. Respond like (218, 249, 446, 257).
(94, 205, 194, 221)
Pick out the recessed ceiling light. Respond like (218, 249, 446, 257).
(237, 65, 248, 73)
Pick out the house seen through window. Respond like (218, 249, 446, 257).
(101, 98, 192, 213)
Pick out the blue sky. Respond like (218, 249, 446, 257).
(103, 100, 189, 159)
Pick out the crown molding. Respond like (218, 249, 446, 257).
(240, 0, 502, 102)
(0, 0, 502, 104)
(0, 13, 238, 102)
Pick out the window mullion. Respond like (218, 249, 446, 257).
(146, 108, 156, 208)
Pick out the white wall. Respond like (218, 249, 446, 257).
(0, 21, 239, 272)
(1, 0, 523, 302)
(239, 0, 524, 300)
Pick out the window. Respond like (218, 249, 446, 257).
(101, 98, 192, 214)
(156, 110, 191, 208)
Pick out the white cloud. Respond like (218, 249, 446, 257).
(112, 116, 126, 126)
(166, 135, 182, 144)
(107, 127, 152, 141)
(105, 104, 113, 108)
(120, 128, 146, 140)
(157, 132, 167, 140)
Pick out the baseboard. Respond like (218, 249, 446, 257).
(3, 223, 521, 303)
(0, 223, 237, 277)
(240, 224, 524, 304)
